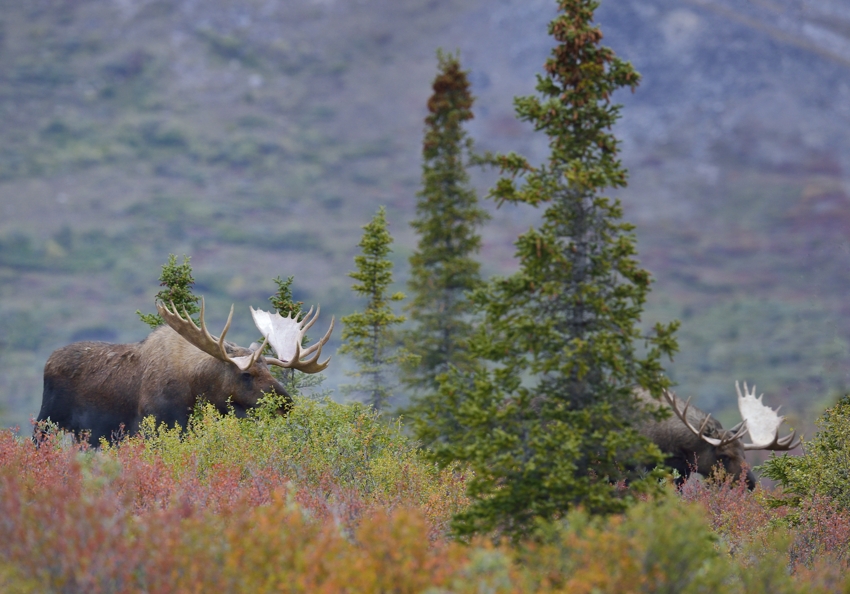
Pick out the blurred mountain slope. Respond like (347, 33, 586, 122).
(0, 0, 849, 432)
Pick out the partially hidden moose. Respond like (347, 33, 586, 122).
(638, 381, 800, 488)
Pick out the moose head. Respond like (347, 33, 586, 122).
(642, 381, 800, 489)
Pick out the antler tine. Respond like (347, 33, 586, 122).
(203, 299, 234, 362)
(299, 305, 317, 332)
(696, 411, 713, 436)
(294, 317, 333, 371)
(266, 322, 333, 373)
(255, 306, 334, 373)
(287, 344, 331, 373)
(663, 390, 726, 447)
(719, 419, 749, 447)
(157, 298, 242, 365)
(300, 314, 335, 357)
(777, 431, 798, 447)
(216, 301, 234, 344)
(735, 380, 748, 403)
(664, 390, 697, 428)
(744, 430, 800, 451)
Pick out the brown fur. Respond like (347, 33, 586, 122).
(636, 389, 756, 488)
(37, 325, 290, 445)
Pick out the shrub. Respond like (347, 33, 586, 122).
(0, 424, 484, 593)
(761, 394, 850, 511)
(3, 419, 850, 592)
(787, 495, 850, 569)
(678, 468, 774, 553)
(514, 491, 733, 593)
(113, 394, 469, 537)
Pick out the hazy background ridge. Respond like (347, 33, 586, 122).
(1, 0, 849, 440)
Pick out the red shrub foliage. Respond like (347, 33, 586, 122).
(679, 468, 774, 549)
(8, 424, 850, 592)
(0, 429, 486, 592)
(789, 495, 850, 569)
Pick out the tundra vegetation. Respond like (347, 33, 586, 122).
(2, 396, 850, 592)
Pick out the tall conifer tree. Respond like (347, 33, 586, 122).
(405, 51, 488, 397)
(339, 207, 414, 410)
(429, 0, 680, 539)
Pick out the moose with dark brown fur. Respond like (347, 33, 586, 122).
(638, 381, 800, 489)
(36, 300, 333, 446)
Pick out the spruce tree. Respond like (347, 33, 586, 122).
(428, 0, 680, 540)
(137, 254, 200, 329)
(404, 51, 489, 398)
(266, 275, 319, 397)
(339, 207, 415, 410)
(268, 275, 303, 320)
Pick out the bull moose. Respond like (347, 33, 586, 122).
(36, 299, 333, 446)
(638, 381, 800, 488)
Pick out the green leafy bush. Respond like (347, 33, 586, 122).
(761, 395, 850, 511)
(136, 254, 200, 329)
(125, 394, 468, 532)
(516, 492, 732, 593)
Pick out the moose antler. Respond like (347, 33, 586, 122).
(158, 298, 265, 371)
(736, 381, 800, 451)
(250, 306, 334, 374)
(662, 390, 749, 447)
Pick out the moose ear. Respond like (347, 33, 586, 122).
(249, 342, 263, 352)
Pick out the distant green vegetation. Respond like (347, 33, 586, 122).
(0, 229, 124, 273)
(0, 310, 47, 352)
(645, 294, 850, 414)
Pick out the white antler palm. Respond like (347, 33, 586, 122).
(736, 381, 800, 451)
(250, 306, 334, 374)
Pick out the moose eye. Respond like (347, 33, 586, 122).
(241, 373, 254, 384)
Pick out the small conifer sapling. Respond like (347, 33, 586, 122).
(339, 207, 416, 411)
(137, 254, 200, 329)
